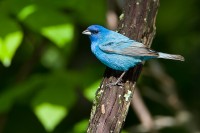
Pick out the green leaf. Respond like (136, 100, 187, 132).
(31, 72, 77, 107)
(31, 71, 77, 131)
(18, 4, 37, 20)
(0, 71, 78, 115)
(23, 8, 74, 47)
(41, 24, 74, 47)
(34, 102, 67, 132)
(83, 80, 101, 101)
(0, 16, 23, 66)
(73, 119, 88, 133)
(4, 0, 33, 15)
(0, 75, 43, 113)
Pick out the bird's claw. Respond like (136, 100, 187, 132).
(106, 81, 123, 87)
(105, 71, 126, 87)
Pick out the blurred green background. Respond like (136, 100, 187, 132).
(0, 0, 199, 133)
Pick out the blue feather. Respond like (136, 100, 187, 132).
(82, 25, 184, 71)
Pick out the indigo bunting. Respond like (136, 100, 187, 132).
(82, 25, 184, 85)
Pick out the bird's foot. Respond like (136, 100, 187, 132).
(106, 80, 123, 87)
(105, 71, 126, 88)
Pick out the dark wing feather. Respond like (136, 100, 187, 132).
(99, 41, 159, 57)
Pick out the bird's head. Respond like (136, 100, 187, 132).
(82, 25, 109, 43)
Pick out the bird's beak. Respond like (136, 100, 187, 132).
(82, 30, 91, 35)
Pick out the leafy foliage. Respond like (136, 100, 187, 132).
(0, 16, 23, 66)
(0, 0, 199, 132)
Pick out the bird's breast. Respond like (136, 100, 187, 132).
(90, 43, 141, 71)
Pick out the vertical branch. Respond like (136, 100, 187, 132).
(87, 0, 159, 132)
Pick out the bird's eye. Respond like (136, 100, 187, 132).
(92, 30, 99, 34)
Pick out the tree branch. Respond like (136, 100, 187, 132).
(131, 88, 156, 132)
(87, 0, 159, 132)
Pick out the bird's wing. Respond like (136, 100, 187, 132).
(99, 40, 159, 57)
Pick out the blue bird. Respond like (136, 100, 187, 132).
(82, 25, 184, 85)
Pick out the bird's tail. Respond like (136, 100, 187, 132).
(158, 52, 185, 61)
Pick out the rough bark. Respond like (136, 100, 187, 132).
(87, 0, 159, 132)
